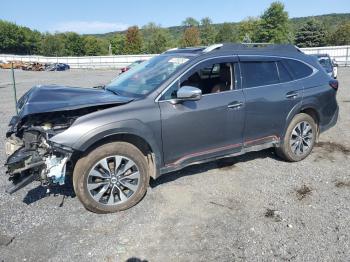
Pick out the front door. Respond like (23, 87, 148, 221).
(158, 56, 245, 167)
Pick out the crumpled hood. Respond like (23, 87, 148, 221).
(17, 85, 133, 118)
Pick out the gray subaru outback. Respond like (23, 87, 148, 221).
(4, 44, 339, 213)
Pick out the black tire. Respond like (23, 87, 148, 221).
(276, 113, 317, 162)
(73, 142, 149, 213)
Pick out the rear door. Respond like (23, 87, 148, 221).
(239, 56, 304, 146)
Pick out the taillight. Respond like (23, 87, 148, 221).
(329, 79, 339, 90)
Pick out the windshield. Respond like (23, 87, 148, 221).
(106, 55, 190, 97)
(318, 57, 333, 73)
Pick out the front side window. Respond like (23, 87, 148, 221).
(241, 61, 279, 88)
(161, 61, 235, 100)
(106, 55, 190, 97)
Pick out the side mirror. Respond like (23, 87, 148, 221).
(171, 86, 202, 104)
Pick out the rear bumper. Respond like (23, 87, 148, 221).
(320, 105, 339, 133)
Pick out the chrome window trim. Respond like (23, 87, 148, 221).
(155, 54, 318, 102)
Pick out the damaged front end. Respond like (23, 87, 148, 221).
(4, 85, 133, 194)
(5, 114, 74, 194)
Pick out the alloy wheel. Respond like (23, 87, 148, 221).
(289, 121, 314, 156)
(86, 155, 140, 205)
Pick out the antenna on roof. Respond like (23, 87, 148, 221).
(203, 44, 223, 53)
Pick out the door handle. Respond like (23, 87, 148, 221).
(286, 91, 299, 99)
(228, 101, 244, 109)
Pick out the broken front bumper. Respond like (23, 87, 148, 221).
(4, 138, 72, 194)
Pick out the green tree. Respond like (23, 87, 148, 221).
(62, 32, 85, 56)
(182, 17, 200, 27)
(258, 1, 290, 43)
(123, 26, 143, 54)
(142, 22, 171, 53)
(329, 22, 350, 45)
(84, 36, 106, 55)
(200, 17, 216, 45)
(0, 20, 25, 54)
(237, 17, 260, 43)
(181, 26, 201, 47)
(40, 33, 64, 56)
(20, 27, 41, 54)
(215, 23, 236, 42)
(295, 19, 327, 47)
(111, 34, 125, 55)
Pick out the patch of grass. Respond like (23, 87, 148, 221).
(296, 185, 312, 200)
(265, 208, 276, 218)
(264, 208, 282, 222)
(335, 180, 350, 188)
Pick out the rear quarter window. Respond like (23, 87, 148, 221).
(283, 59, 313, 80)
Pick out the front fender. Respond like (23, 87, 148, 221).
(50, 119, 163, 168)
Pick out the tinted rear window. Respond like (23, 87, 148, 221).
(283, 59, 313, 79)
(241, 61, 279, 88)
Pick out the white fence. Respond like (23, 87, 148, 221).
(301, 45, 350, 66)
(1, 45, 349, 68)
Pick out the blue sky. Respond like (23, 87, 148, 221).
(1, 0, 350, 34)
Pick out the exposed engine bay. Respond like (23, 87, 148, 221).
(5, 106, 112, 194)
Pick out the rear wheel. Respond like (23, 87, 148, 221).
(73, 142, 149, 213)
(276, 113, 317, 162)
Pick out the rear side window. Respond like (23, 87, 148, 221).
(241, 61, 279, 88)
(283, 59, 313, 80)
(277, 61, 292, 82)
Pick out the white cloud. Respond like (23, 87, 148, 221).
(51, 21, 129, 34)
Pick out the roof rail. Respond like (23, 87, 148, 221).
(165, 47, 178, 52)
(203, 44, 223, 53)
(219, 43, 301, 52)
(163, 47, 206, 54)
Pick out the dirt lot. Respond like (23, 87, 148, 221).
(0, 68, 349, 262)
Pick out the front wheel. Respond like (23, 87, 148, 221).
(276, 113, 317, 162)
(73, 142, 150, 213)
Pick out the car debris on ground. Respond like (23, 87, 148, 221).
(0, 61, 70, 71)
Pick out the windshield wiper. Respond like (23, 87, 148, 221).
(106, 88, 121, 96)
(93, 85, 105, 89)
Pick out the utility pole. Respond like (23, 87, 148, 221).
(11, 63, 18, 115)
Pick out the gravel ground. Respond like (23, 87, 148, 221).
(0, 68, 349, 262)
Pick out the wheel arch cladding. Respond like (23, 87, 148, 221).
(300, 107, 320, 125)
(282, 102, 320, 141)
(84, 133, 159, 179)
